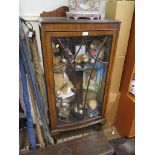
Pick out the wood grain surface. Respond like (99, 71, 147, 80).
(114, 14, 135, 137)
(21, 132, 114, 155)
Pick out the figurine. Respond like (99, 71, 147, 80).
(90, 40, 101, 50)
(65, 48, 73, 60)
(53, 56, 61, 66)
(89, 40, 105, 60)
(75, 54, 89, 63)
(54, 72, 75, 99)
(62, 58, 67, 63)
(56, 98, 71, 122)
(83, 69, 98, 92)
(73, 104, 84, 119)
(58, 102, 71, 122)
(87, 100, 99, 118)
(52, 41, 72, 66)
(90, 70, 97, 86)
(90, 58, 95, 63)
(52, 42, 60, 53)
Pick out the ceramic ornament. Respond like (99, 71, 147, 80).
(67, 0, 101, 20)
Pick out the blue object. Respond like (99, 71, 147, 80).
(19, 18, 53, 144)
(19, 55, 36, 150)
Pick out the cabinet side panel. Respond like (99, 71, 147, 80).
(41, 27, 57, 129)
(102, 30, 120, 115)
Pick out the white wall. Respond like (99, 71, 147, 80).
(20, 0, 70, 71)
(19, 0, 69, 16)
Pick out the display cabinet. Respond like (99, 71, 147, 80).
(40, 17, 120, 133)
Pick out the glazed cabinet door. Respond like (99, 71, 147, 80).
(44, 31, 117, 129)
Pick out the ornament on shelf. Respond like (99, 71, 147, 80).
(54, 72, 75, 99)
(75, 54, 89, 63)
(73, 104, 84, 119)
(57, 99, 71, 122)
(87, 100, 99, 118)
(67, 0, 101, 20)
(89, 39, 105, 61)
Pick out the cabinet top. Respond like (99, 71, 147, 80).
(40, 17, 120, 24)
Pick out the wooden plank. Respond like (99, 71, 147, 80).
(115, 93, 135, 137)
(42, 23, 120, 32)
(40, 6, 69, 17)
(21, 132, 114, 155)
(40, 17, 120, 24)
(120, 14, 135, 94)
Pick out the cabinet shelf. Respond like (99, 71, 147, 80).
(53, 62, 108, 73)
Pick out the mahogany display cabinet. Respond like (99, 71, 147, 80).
(40, 17, 120, 133)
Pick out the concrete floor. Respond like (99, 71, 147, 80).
(19, 120, 122, 153)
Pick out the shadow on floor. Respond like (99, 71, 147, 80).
(110, 137, 135, 155)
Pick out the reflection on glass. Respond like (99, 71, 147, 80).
(51, 36, 112, 126)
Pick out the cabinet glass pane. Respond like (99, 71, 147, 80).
(51, 35, 112, 126)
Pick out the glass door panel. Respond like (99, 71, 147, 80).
(51, 35, 112, 126)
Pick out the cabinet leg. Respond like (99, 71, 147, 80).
(51, 132, 60, 144)
(53, 136, 57, 144)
